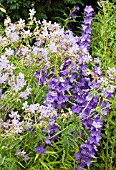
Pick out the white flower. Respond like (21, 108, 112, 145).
(4, 17, 11, 25)
(29, 104, 39, 113)
(106, 85, 115, 93)
(29, 9, 36, 17)
(21, 150, 26, 156)
(17, 18, 25, 29)
(68, 108, 73, 116)
(98, 77, 108, 86)
(18, 72, 25, 79)
(22, 101, 29, 110)
(12, 118, 19, 126)
(9, 111, 20, 119)
(14, 125, 23, 134)
(23, 30, 32, 37)
(5, 47, 14, 56)
(107, 67, 116, 79)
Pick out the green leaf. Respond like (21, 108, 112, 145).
(34, 153, 39, 162)
(40, 161, 50, 170)
(0, 7, 6, 13)
(17, 161, 26, 169)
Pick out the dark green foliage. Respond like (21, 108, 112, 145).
(63, 0, 84, 5)
(0, 0, 97, 23)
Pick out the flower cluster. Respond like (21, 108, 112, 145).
(1, 111, 24, 134)
(80, 5, 94, 52)
(16, 149, 29, 162)
(0, 6, 115, 170)
(75, 115, 103, 169)
(0, 55, 15, 84)
(35, 53, 114, 169)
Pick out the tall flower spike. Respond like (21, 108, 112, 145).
(80, 6, 94, 50)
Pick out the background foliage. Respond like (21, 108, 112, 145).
(0, 0, 98, 22)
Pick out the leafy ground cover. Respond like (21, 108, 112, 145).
(0, 1, 116, 170)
